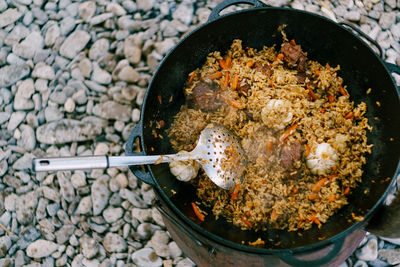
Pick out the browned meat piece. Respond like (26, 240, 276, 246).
(190, 81, 223, 112)
(281, 42, 308, 71)
(237, 80, 251, 97)
(254, 62, 272, 77)
(280, 141, 301, 168)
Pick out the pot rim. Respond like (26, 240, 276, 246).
(138, 5, 400, 254)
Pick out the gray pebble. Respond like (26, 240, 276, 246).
(60, 30, 91, 59)
(12, 153, 33, 170)
(89, 38, 110, 60)
(0, 9, 22, 28)
(32, 62, 55, 80)
(131, 247, 162, 267)
(26, 240, 58, 258)
(16, 191, 38, 225)
(55, 224, 75, 244)
(176, 258, 195, 267)
(136, 0, 154, 12)
(0, 236, 11, 258)
(7, 111, 26, 131)
(356, 236, 378, 261)
(78, 1, 96, 21)
(4, 193, 18, 211)
(75, 196, 92, 214)
(71, 171, 87, 188)
(91, 175, 110, 215)
(90, 13, 114, 25)
(19, 124, 35, 150)
(92, 101, 132, 122)
(36, 198, 49, 220)
(44, 106, 64, 122)
(379, 12, 396, 29)
(168, 241, 182, 258)
(172, 1, 194, 25)
(40, 186, 61, 202)
(57, 172, 75, 202)
(103, 207, 124, 223)
(46, 202, 60, 216)
(81, 235, 99, 259)
(14, 250, 26, 267)
(13, 31, 44, 59)
(0, 64, 30, 88)
(149, 230, 170, 257)
(103, 233, 127, 253)
(378, 248, 400, 265)
(45, 24, 60, 47)
(136, 223, 161, 240)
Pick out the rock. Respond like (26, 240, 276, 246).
(0, 9, 22, 28)
(0, 236, 11, 258)
(92, 101, 132, 122)
(0, 64, 30, 87)
(76, 196, 92, 214)
(65, 98, 76, 113)
(103, 233, 127, 253)
(356, 237, 378, 261)
(12, 31, 43, 59)
(136, 0, 154, 12)
(45, 106, 64, 122)
(176, 258, 195, 267)
(89, 38, 109, 60)
(136, 223, 161, 240)
(119, 188, 147, 208)
(379, 12, 396, 29)
(0, 112, 11, 124)
(172, 1, 194, 25)
(59, 30, 91, 59)
(91, 63, 112, 84)
(344, 10, 361, 21)
(19, 124, 36, 150)
(123, 36, 142, 65)
(149, 230, 169, 257)
(60, 16, 75, 36)
(115, 173, 128, 188)
(132, 248, 162, 267)
(32, 62, 55, 80)
(26, 240, 58, 258)
(131, 208, 152, 222)
(380, 237, 400, 246)
(45, 24, 60, 47)
(7, 111, 26, 131)
(103, 207, 123, 223)
(4, 193, 17, 211)
(12, 153, 34, 170)
(79, 1, 96, 21)
(36, 198, 48, 220)
(379, 249, 400, 265)
(57, 172, 75, 202)
(36, 118, 103, 144)
(106, 3, 127, 16)
(168, 241, 182, 258)
(117, 65, 140, 83)
(41, 186, 61, 202)
(78, 58, 92, 78)
(89, 13, 113, 25)
(55, 225, 75, 244)
(14, 79, 34, 110)
(91, 176, 110, 215)
(71, 171, 86, 188)
(81, 235, 99, 259)
(154, 38, 176, 55)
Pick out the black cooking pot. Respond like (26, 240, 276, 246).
(125, 0, 400, 265)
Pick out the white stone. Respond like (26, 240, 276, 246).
(131, 248, 162, 267)
(32, 62, 55, 80)
(19, 124, 36, 150)
(172, 1, 194, 25)
(124, 36, 142, 65)
(14, 79, 34, 110)
(89, 38, 109, 60)
(0, 236, 11, 257)
(92, 101, 132, 122)
(89, 13, 113, 25)
(0, 9, 22, 28)
(356, 237, 378, 261)
(15, 191, 38, 225)
(176, 258, 195, 267)
(106, 3, 127, 16)
(0, 64, 30, 87)
(379, 12, 396, 29)
(154, 38, 176, 56)
(115, 173, 128, 188)
(65, 98, 76, 113)
(57, 172, 75, 202)
(117, 65, 140, 83)
(91, 176, 110, 215)
(136, 0, 154, 12)
(45, 106, 64, 122)
(136, 223, 161, 240)
(76, 196, 92, 214)
(103, 207, 123, 223)
(151, 207, 165, 227)
(7, 111, 26, 131)
(91, 63, 112, 85)
(78, 1, 96, 21)
(378, 248, 400, 265)
(26, 240, 58, 258)
(45, 24, 60, 47)
(168, 242, 182, 258)
(81, 235, 98, 259)
(60, 30, 91, 59)
(71, 171, 86, 188)
(344, 10, 361, 21)
(131, 208, 152, 222)
(13, 31, 43, 59)
(149, 230, 169, 257)
(78, 58, 92, 78)
(119, 188, 147, 208)
(103, 233, 127, 253)
(4, 193, 18, 211)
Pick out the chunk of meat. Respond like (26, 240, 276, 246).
(237, 80, 251, 97)
(280, 141, 301, 168)
(281, 42, 308, 71)
(190, 81, 223, 112)
(254, 62, 272, 77)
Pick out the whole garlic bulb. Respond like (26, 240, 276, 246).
(306, 143, 338, 175)
(169, 152, 200, 182)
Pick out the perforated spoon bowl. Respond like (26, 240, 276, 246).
(33, 124, 247, 190)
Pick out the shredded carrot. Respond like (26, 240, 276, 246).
(304, 144, 311, 157)
(308, 194, 319, 200)
(219, 57, 231, 69)
(307, 84, 317, 101)
(328, 174, 338, 181)
(312, 178, 329, 193)
(328, 94, 335, 103)
(241, 215, 253, 228)
(269, 79, 275, 88)
(249, 238, 265, 246)
(320, 108, 326, 114)
(224, 71, 230, 88)
(246, 202, 253, 208)
(315, 70, 320, 76)
(343, 187, 350, 195)
(266, 140, 274, 154)
(332, 165, 337, 171)
(292, 186, 298, 194)
(344, 112, 354, 119)
(246, 60, 255, 68)
(271, 208, 279, 222)
(275, 53, 284, 61)
(328, 194, 336, 202)
(279, 122, 298, 143)
(157, 95, 162, 104)
(187, 71, 196, 85)
(290, 39, 296, 46)
(290, 196, 296, 202)
(208, 71, 223, 79)
(339, 86, 348, 96)
(231, 184, 241, 201)
(231, 75, 239, 90)
(191, 202, 205, 221)
(220, 94, 245, 109)
(308, 212, 321, 226)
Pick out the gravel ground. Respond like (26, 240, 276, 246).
(0, 0, 399, 266)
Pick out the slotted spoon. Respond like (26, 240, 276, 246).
(33, 124, 247, 190)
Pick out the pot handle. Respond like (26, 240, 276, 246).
(278, 238, 344, 267)
(208, 0, 265, 22)
(125, 123, 155, 186)
(339, 21, 384, 59)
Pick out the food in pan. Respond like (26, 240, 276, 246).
(167, 38, 372, 231)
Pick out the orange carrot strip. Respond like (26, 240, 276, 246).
(224, 71, 230, 88)
(246, 60, 254, 68)
(231, 184, 241, 201)
(328, 194, 336, 202)
(191, 202, 205, 221)
(315, 70, 321, 76)
(343, 187, 350, 195)
(188, 71, 196, 85)
(275, 53, 284, 61)
(308, 194, 319, 200)
(290, 39, 296, 46)
(339, 86, 348, 96)
(328, 174, 338, 181)
(279, 122, 298, 143)
(231, 75, 239, 90)
(266, 140, 274, 154)
(241, 215, 253, 228)
(271, 208, 279, 222)
(157, 95, 162, 104)
(320, 108, 326, 114)
(208, 71, 223, 79)
(304, 144, 311, 157)
(220, 94, 245, 109)
(307, 84, 318, 101)
(226, 57, 232, 68)
(219, 57, 231, 69)
(344, 112, 354, 119)
(328, 95, 335, 103)
(312, 178, 329, 193)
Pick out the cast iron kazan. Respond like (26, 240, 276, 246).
(125, 0, 400, 265)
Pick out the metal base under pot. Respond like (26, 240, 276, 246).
(156, 196, 366, 267)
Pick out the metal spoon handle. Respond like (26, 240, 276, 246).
(33, 153, 199, 172)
